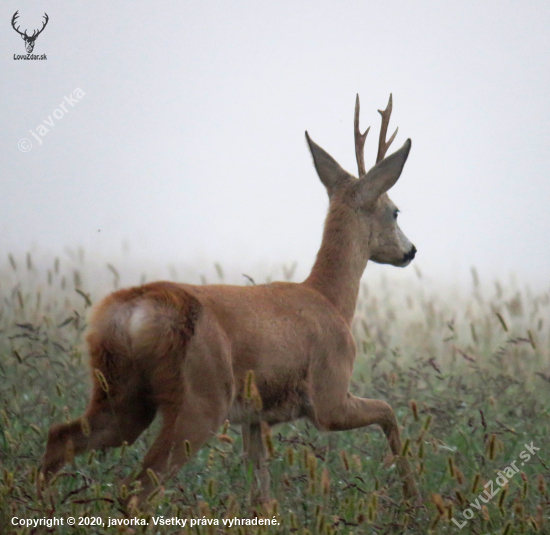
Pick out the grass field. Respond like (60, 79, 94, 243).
(1, 252, 549, 534)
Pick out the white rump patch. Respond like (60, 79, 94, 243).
(128, 305, 149, 337)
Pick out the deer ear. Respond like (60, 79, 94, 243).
(357, 139, 411, 205)
(306, 132, 353, 197)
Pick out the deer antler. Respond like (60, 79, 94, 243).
(376, 94, 398, 163)
(31, 13, 49, 39)
(11, 11, 49, 39)
(11, 11, 26, 37)
(354, 94, 370, 176)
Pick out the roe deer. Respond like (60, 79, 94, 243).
(40, 94, 419, 505)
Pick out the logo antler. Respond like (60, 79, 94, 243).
(12, 11, 49, 54)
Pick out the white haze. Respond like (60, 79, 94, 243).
(1, 1, 549, 291)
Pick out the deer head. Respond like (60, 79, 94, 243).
(306, 94, 416, 268)
(11, 11, 49, 54)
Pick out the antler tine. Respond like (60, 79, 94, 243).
(33, 13, 49, 38)
(354, 94, 370, 176)
(376, 93, 399, 163)
(11, 11, 26, 37)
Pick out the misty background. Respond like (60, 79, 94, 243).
(1, 1, 549, 291)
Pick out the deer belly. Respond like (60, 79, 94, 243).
(228, 376, 313, 426)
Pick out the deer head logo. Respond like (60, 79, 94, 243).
(11, 11, 49, 54)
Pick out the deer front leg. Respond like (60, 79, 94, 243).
(314, 394, 419, 501)
(241, 422, 270, 503)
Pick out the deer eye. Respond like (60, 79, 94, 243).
(393, 210, 399, 220)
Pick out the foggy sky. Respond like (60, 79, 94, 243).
(2, 1, 549, 289)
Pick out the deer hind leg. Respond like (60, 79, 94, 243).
(40, 320, 158, 487)
(242, 422, 271, 503)
(40, 380, 157, 483)
(312, 393, 419, 501)
(129, 395, 227, 502)
(128, 311, 234, 502)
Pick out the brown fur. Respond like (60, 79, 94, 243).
(40, 98, 420, 505)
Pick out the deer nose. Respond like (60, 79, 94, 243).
(404, 245, 417, 262)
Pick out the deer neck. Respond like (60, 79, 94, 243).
(304, 202, 370, 324)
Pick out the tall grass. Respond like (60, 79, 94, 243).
(1, 251, 549, 534)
